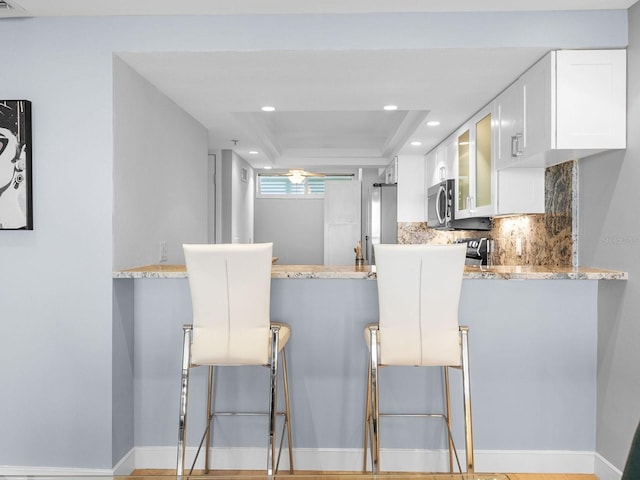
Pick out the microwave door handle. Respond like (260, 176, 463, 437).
(436, 185, 446, 224)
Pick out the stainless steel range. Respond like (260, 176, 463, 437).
(455, 237, 489, 266)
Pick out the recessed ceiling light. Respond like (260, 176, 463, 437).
(426, 120, 441, 127)
(263, 166, 272, 170)
(261, 106, 275, 112)
(410, 141, 423, 146)
(249, 150, 259, 155)
(383, 105, 398, 111)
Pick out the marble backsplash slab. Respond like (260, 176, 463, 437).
(398, 161, 577, 266)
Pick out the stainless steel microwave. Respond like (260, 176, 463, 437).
(427, 179, 455, 229)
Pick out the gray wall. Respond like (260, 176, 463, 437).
(0, 10, 630, 472)
(579, 2, 640, 472)
(0, 19, 115, 470)
(112, 279, 134, 466)
(254, 198, 324, 264)
(113, 57, 209, 269)
(220, 149, 254, 244)
(220, 150, 232, 243)
(254, 168, 375, 265)
(132, 277, 598, 471)
(361, 168, 386, 258)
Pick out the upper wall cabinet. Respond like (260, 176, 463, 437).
(384, 156, 398, 184)
(455, 104, 495, 219)
(495, 49, 626, 169)
(426, 102, 545, 220)
(425, 137, 456, 188)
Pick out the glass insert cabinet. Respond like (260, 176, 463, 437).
(455, 104, 494, 219)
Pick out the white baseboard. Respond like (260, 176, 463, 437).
(134, 446, 599, 474)
(0, 465, 114, 476)
(0, 448, 613, 476)
(113, 448, 136, 476)
(0, 449, 135, 477)
(595, 452, 623, 480)
(474, 450, 595, 474)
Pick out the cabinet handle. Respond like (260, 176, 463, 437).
(511, 134, 524, 157)
(466, 195, 476, 213)
(365, 235, 369, 262)
(437, 185, 446, 224)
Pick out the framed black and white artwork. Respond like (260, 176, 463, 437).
(0, 100, 32, 230)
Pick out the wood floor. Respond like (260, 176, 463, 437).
(130, 469, 598, 480)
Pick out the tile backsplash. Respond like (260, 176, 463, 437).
(398, 161, 577, 266)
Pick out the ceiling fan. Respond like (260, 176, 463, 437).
(0, 0, 28, 18)
(276, 169, 325, 184)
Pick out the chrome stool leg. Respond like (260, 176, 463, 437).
(281, 347, 294, 473)
(460, 326, 474, 474)
(362, 358, 371, 472)
(369, 327, 381, 474)
(363, 326, 473, 475)
(204, 365, 215, 473)
(267, 325, 281, 479)
(176, 325, 193, 480)
(444, 366, 454, 473)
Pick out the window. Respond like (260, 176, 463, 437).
(257, 173, 354, 198)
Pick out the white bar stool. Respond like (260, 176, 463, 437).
(176, 243, 293, 479)
(363, 243, 474, 474)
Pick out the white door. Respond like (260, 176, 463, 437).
(324, 180, 361, 265)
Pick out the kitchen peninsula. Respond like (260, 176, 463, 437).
(116, 263, 626, 280)
(113, 262, 626, 473)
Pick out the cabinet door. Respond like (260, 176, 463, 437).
(497, 52, 552, 168)
(495, 84, 520, 170)
(555, 49, 626, 149)
(425, 149, 436, 188)
(521, 52, 552, 157)
(384, 158, 397, 184)
(455, 127, 471, 218)
(444, 137, 457, 181)
(497, 168, 545, 215)
(474, 111, 493, 216)
(455, 104, 495, 219)
(425, 145, 447, 188)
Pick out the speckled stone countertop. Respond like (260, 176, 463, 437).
(113, 264, 627, 280)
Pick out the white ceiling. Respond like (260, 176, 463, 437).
(3, 0, 639, 16)
(118, 48, 548, 169)
(4, 0, 638, 171)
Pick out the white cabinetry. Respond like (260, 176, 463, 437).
(496, 49, 626, 169)
(397, 155, 426, 222)
(384, 157, 398, 184)
(425, 146, 442, 189)
(425, 138, 456, 188)
(496, 168, 545, 215)
(454, 104, 495, 219)
(452, 102, 544, 219)
(425, 49, 624, 220)
(495, 53, 551, 169)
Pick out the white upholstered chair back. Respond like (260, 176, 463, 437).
(374, 243, 466, 367)
(183, 243, 273, 366)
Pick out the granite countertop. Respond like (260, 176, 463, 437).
(113, 264, 628, 280)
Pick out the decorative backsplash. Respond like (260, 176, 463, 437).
(398, 161, 577, 266)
